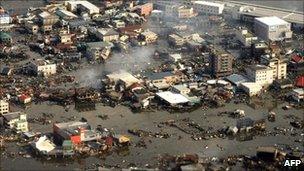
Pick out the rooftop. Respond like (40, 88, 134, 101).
(156, 91, 189, 105)
(255, 16, 289, 26)
(194, 1, 224, 8)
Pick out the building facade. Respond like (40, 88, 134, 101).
(260, 55, 287, 80)
(254, 16, 292, 41)
(235, 28, 258, 47)
(29, 59, 56, 76)
(193, 1, 224, 15)
(0, 100, 9, 115)
(210, 51, 233, 77)
(246, 65, 274, 86)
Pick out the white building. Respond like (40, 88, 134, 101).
(29, 59, 56, 76)
(254, 16, 292, 41)
(193, 1, 224, 15)
(65, 0, 100, 15)
(95, 28, 119, 42)
(291, 88, 304, 102)
(240, 82, 262, 96)
(246, 65, 274, 86)
(235, 28, 258, 47)
(0, 100, 9, 115)
(260, 55, 287, 80)
(0, 14, 12, 25)
(156, 91, 189, 106)
(2, 112, 29, 132)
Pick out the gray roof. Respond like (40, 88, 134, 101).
(225, 74, 248, 86)
(144, 71, 174, 80)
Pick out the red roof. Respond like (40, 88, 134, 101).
(19, 94, 30, 101)
(296, 76, 304, 87)
(292, 55, 303, 63)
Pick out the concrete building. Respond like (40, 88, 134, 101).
(260, 55, 287, 80)
(0, 100, 9, 115)
(156, 91, 189, 106)
(291, 88, 304, 102)
(59, 28, 74, 44)
(168, 34, 185, 47)
(210, 51, 233, 77)
(95, 28, 119, 42)
(235, 28, 258, 47)
(38, 11, 59, 26)
(65, 0, 100, 15)
(240, 82, 263, 96)
(170, 84, 191, 95)
(29, 59, 56, 76)
(254, 16, 292, 41)
(136, 3, 153, 17)
(139, 30, 158, 44)
(246, 65, 274, 86)
(1, 112, 28, 132)
(0, 13, 11, 25)
(86, 41, 114, 60)
(193, 1, 224, 15)
(53, 121, 101, 145)
(177, 6, 195, 19)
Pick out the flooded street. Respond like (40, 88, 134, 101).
(2, 101, 303, 170)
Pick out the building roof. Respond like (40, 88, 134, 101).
(144, 71, 174, 80)
(97, 28, 119, 36)
(86, 41, 114, 49)
(255, 16, 289, 26)
(33, 135, 56, 153)
(225, 74, 248, 86)
(296, 76, 304, 87)
(156, 91, 189, 104)
(54, 121, 89, 130)
(0, 32, 11, 40)
(194, 1, 224, 8)
(292, 88, 304, 95)
(248, 64, 272, 71)
(107, 70, 139, 87)
(2, 112, 24, 122)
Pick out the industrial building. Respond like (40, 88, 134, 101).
(254, 16, 292, 41)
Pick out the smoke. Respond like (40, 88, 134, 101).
(76, 46, 155, 88)
(105, 46, 155, 73)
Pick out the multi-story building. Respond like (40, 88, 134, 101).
(210, 51, 233, 77)
(29, 59, 56, 76)
(136, 3, 153, 17)
(1, 112, 28, 132)
(260, 54, 287, 80)
(0, 100, 9, 115)
(246, 65, 274, 86)
(193, 1, 224, 15)
(65, 0, 100, 15)
(254, 16, 292, 41)
(235, 28, 258, 47)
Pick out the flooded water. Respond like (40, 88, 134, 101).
(1, 101, 303, 170)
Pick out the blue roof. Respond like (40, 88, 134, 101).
(225, 74, 248, 86)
